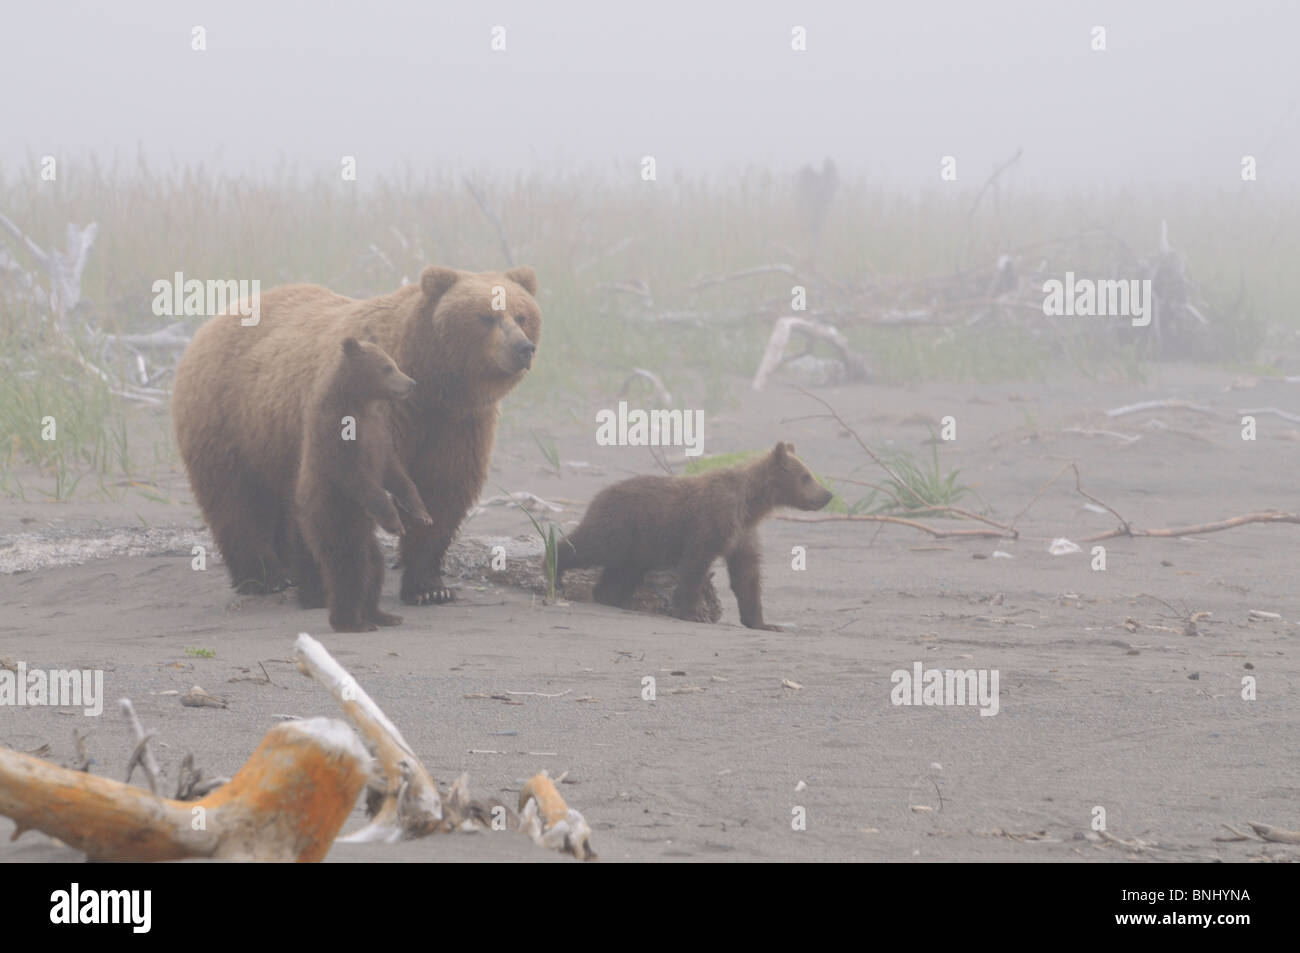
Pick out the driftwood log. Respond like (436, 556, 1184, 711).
(446, 534, 723, 623)
(295, 634, 596, 860)
(0, 717, 368, 862)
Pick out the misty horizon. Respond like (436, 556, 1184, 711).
(3, 0, 1297, 190)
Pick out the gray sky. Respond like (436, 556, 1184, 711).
(3, 0, 1297, 187)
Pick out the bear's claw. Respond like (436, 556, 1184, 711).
(413, 587, 454, 605)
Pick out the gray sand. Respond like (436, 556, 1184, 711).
(2, 369, 1297, 862)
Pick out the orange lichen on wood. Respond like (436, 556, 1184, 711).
(0, 718, 368, 862)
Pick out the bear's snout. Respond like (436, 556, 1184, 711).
(512, 338, 536, 370)
(797, 484, 834, 511)
(388, 373, 416, 399)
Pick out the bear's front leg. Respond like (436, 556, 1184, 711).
(399, 517, 454, 605)
(727, 535, 779, 631)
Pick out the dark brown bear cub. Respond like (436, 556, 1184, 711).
(295, 337, 432, 632)
(555, 442, 833, 630)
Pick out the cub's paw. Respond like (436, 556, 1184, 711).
(370, 610, 403, 627)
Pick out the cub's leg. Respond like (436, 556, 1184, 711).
(364, 537, 402, 627)
(315, 522, 376, 633)
(727, 532, 778, 630)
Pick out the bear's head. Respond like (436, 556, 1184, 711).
(339, 336, 416, 401)
(768, 441, 834, 511)
(417, 265, 542, 399)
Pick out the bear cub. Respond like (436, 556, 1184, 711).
(554, 441, 833, 629)
(295, 337, 432, 632)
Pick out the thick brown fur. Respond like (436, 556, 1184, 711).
(293, 337, 432, 632)
(554, 442, 833, 629)
(172, 265, 541, 603)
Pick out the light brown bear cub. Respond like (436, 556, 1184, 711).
(295, 337, 432, 632)
(554, 442, 833, 629)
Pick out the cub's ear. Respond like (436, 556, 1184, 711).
(341, 337, 362, 356)
(420, 266, 458, 302)
(505, 265, 539, 296)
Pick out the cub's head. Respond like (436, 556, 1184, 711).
(340, 336, 415, 401)
(420, 265, 542, 391)
(769, 441, 834, 511)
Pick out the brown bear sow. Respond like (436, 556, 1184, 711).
(294, 337, 432, 632)
(555, 442, 833, 630)
(172, 265, 541, 603)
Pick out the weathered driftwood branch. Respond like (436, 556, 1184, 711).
(1239, 406, 1300, 425)
(120, 698, 163, 794)
(1248, 822, 1300, 845)
(295, 633, 442, 842)
(753, 317, 870, 390)
(1079, 511, 1300, 543)
(779, 513, 1014, 539)
(518, 772, 596, 860)
(621, 367, 673, 405)
(295, 634, 598, 859)
(1105, 399, 1219, 418)
(0, 717, 368, 862)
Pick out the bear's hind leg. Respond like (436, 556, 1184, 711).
(211, 472, 292, 594)
(593, 565, 646, 608)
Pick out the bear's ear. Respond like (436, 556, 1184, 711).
(784, 441, 796, 455)
(341, 337, 362, 357)
(420, 266, 458, 302)
(773, 440, 788, 459)
(505, 265, 539, 296)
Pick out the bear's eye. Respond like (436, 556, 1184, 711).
(801, 474, 812, 484)
(384, 366, 394, 375)
(480, 313, 497, 326)
(514, 314, 526, 327)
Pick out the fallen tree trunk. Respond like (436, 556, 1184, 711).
(0, 717, 368, 862)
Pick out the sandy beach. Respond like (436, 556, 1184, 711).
(3, 367, 1296, 862)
